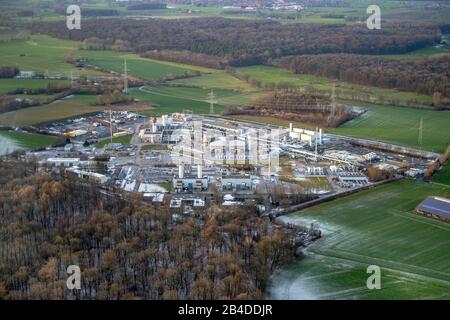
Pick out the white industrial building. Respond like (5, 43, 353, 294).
(173, 164, 208, 192)
(288, 123, 323, 146)
(40, 158, 80, 168)
(221, 175, 254, 192)
(66, 168, 109, 184)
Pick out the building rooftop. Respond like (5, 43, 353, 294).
(415, 196, 450, 219)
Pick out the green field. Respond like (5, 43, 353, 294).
(94, 134, 132, 148)
(0, 79, 70, 94)
(235, 65, 433, 107)
(79, 50, 214, 81)
(130, 85, 256, 115)
(332, 105, 450, 153)
(0, 95, 151, 126)
(0, 95, 96, 126)
(433, 162, 450, 186)
(0, 35, 103, 76)
(270, 179, 450, 300)
(170, 72, 255, 91)
(141, 144, 169, 151)
(0, 130, 57, 155)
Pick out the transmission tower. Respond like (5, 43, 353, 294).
(330, 82, 336, 118)
(208, 89, 216, 114)
(418, 117, 423, 148)
(123, 58, 128, 94)
(109, 109, 113, 143)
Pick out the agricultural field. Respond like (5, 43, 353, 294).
(79, 50, 214, 81)
(433, 162, 450, 186)
(235, 65, 433, 107)
(332, 105, 450, 153)
(130, 85, 257, 115)
(270, 179, 450, 300)
(0, 130, 58, 155)
(0, 34, 103, 76)
(0, 95, 151, 126)
(0, 79, 70, 94)
(170, 72, 256, 92)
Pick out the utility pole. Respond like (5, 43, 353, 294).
(123, 58, 128, 94)
(315, 127, 318, 162)
(109, 109, 113, 143)
(418, 117, 423, 147)
(331, 82, 336, 118)
(208, 89, 215, 114)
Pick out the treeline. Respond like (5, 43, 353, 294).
(273, 54, 450, 102)
(0, 66, 19, 78)
(142, 50, 227, 69)
(0, 158, 295, 300)
(30, 18, 441, 67)
(229, 91, 355, 128)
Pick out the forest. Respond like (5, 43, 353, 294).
(228, 91, 355, 128)
(30, 18, 441, 67)
(273, 54, 450, 102)
(0, 157, 295, 300)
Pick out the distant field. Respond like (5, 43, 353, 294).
(79, 50, 215, 81)
(0, 130, 57, 155)
(0, 79, 70, 94)
(170, 72, 255, 91)
(0, 95, 152, 126)
(385, 46, 450, 61)
(271, 179, 450, 300)
(0, 35, 103, 76)
(235, 65, 433, 107)
(130, 86, 256, 115)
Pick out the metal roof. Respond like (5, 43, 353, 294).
(415, 197, 450, 219)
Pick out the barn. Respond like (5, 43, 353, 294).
(415, 196, 450, 223)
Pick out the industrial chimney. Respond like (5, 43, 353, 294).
(178, 164, 184, 179)
(319, 128, 323, 144)
(197, 164, 203, 179)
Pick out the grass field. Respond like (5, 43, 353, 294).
(130, 85, 257, 115)
(0, 130, 57, 155)
(332, 105, 450, 153)
(0, 79, 70, 94)
(79, 50, 214, 81)
(141, 144, 169, 151)
(94, 134, 132, 148)
(0, 95, 152, 126)
(270, 179, 450, 300)
(170, 72, 256, 91)
(0, 35, 103, 76)
(235, 65, 433, 107)
(433, 162, 450, 186)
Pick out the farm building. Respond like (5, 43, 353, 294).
(415, 196, 450, 223)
